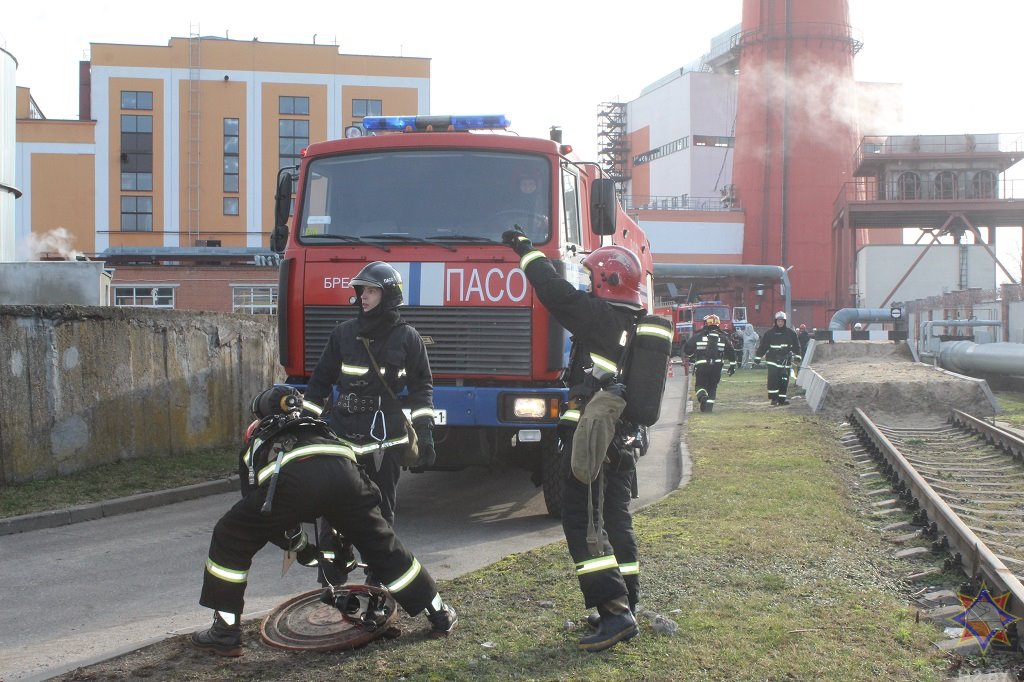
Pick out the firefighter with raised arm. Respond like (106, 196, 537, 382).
(191, 386, 456, 657)
(502, 226, 646, 653)
(683, 314, 736, 413)
(753, 311, 802, 406)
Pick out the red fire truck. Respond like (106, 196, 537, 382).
(269, 114, 654, 515)
(675, 300, 736, 342)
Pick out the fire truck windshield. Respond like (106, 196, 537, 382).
(298, 150, 552, 245)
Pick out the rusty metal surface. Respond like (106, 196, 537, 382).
(260, 586, 398, 652)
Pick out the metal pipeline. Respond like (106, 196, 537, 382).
(938, 341, 1024, 377)
(827, 308, 893, 330)
(919, 320, 1001, 358)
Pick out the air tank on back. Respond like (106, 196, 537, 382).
(731, 0, 860, 327)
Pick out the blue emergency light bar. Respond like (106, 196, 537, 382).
(362, 114, 511, 132)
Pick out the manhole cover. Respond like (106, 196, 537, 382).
(261, 586, 399, 652)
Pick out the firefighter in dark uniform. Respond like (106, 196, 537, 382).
(683, 314, 737, 413)
(503, 227, 644, 653)
(191, 386, 456, 657)
(303, 262, 435, 582)
(754, 310, 802, 406)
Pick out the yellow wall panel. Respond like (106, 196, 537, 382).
(32, 155, 95, 253)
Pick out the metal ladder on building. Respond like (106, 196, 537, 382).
(187, 25, 201, 244)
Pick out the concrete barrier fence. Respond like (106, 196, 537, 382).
(0, 305, 280, 485)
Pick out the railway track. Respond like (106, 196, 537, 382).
(847, 407, 1024, 654)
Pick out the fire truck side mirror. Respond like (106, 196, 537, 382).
(272, 169, 296, 253)
(590, 178, 617, 236)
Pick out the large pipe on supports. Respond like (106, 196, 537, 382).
(919, 320, 1001, 357)
(938, 341, 1024, 377)
(827, 308, 893, 330)
(652, 264, 791, 319)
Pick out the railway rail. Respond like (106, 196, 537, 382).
(848, 407, 1024, 653)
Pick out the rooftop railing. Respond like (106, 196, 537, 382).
(621, 195, 741, 212)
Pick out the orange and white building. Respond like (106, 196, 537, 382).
(14, 36, 429, 311)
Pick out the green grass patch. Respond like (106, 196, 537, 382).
(0, 447, 236, 518)
(67, 369, 956, 681)
(994, 388, 1024, 427)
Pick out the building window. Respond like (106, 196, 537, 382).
(121, 172, 153, 191)
(692, 135, 734, 148)
(352, 99, 382, 118)
(224, 118, 240, 193)
(279, 96, 310, 115)
(121, 91, 153, 110)
(121, 196, 153, 231)
(972, 170, 997, 199)
(279, 119, 309, 169)
(121, 114, 153, 191)
(351, 99, 383, 134)
(224, 197, 240, 215)
(935, 171, 958, 200)
(232, 285, 278, 314)
(114, 286, 175, 308)
(895, 171, 920, 200)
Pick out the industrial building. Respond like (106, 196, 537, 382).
(603, 0, 1023, 329)
(10, 34, 428, 311)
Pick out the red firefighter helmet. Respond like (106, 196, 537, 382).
(582, 245, 644, 310)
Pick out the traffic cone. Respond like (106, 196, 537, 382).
(667, 363, 674, 378)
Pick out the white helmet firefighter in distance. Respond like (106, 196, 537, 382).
(774, 311, 787, 325)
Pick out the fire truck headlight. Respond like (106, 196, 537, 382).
(513, 397, 547, 419)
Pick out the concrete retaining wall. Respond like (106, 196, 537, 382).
(0, 305, 280, 484)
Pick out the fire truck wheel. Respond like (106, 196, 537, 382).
(541, 450, 564, 518)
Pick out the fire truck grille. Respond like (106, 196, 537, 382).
(303, 306, 533, 376)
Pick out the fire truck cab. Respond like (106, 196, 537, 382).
(675, 300, 735, 343)
(270, 114, 654, 516)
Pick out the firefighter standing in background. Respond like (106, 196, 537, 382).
(754, 311, 802, 406)
(797, 324, 810, 357)
(191, 386, 456, 657)
(740, 323, 760, 368)
(503, 227, 644, 653)
(303, 261, 436, 583)
(683, 314, 736, 413)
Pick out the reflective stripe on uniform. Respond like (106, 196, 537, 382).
(520, 250, 545, 269)
(575, 554, 618, 575)
(590, 352, 618, 380)
(637, 324, 672, 341)
(386, 558, 422, 593)
(341, 363, 369, 376)
(560, 409, 580, 424)
(618, 561, 639, 576)
(410, 407, 435, 421)
(349, 434, 410, 456)
(256, 443, 357, 484)
(206, 558, 248, 584)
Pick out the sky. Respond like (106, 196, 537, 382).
(4, 0, 1023, 274)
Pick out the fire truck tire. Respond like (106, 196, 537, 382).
(541, 450, 563, 518)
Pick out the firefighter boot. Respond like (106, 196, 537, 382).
(578, 596, 638, 652)
(426, 601, 459, 638)
(586, 598, 638, 629)
(697, 392, 708, 412)
(190, 611, 242, 657)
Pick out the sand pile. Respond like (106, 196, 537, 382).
(803, 341, 996, 421)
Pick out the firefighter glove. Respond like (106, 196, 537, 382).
(413, 423, 436, 468)
(727, 365, 736, 376)
(753, 358, 761, 367)
(501, 227, 534, 256)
